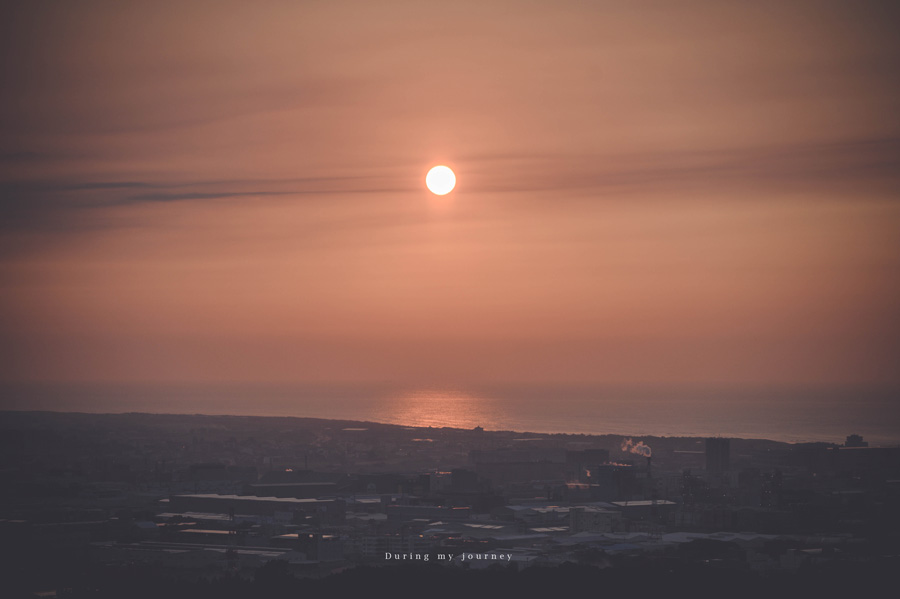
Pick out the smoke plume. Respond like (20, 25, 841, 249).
(621, 438, 652, 457)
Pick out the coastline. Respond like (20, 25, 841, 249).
(2, 380, 898, 447)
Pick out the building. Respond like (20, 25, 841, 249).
(569, 506, 626, 532)
(705, 438, 731, 474)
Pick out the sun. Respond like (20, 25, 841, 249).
(425, 165, 456, 195)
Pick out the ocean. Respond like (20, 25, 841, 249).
(1, 382, 898, 446)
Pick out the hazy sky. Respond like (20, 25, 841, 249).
(1, 0, 899, 390)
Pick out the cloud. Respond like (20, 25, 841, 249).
(127, 190, 292, 202)
(463, 136, 900, 195)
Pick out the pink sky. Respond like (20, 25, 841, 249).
(1, 1, 898, 389)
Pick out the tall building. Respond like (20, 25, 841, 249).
(705, 438, 730, 473)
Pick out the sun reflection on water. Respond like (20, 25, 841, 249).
(373, 389, 505, 430)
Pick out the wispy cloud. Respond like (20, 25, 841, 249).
(465, 137, 900, 195)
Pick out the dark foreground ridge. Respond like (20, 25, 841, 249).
(1, 411, 898, 598)
(5, 560, 899, 599)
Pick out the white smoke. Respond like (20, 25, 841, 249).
(621, 438, 652, 457)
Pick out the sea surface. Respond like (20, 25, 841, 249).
(1, 383, 898, 446)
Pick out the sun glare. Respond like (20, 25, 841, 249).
(425, 165, 456, 195)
